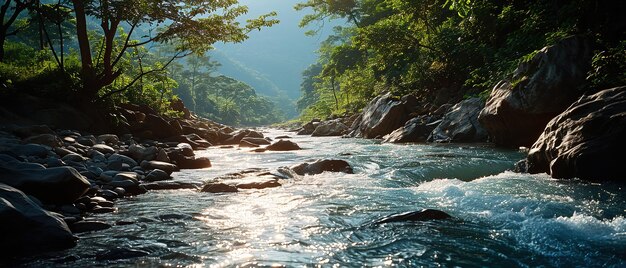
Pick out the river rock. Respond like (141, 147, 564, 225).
(383, 115, 440, 143)
(95, 247, 150, 261)
(97, 134, 119, 145)
(266, 140, 301, 151)
(127, 144, 157, 162)
(349, 93, 418, 138)
(144, 169, 171, 182)
(226, 175, 281, 189)
(527, 86, 626, 181)
(143, 181, 202, 190)
(91, 144, 115, 155)
(290, 159, 353, 175)
(69, 220, 112, 233)
(374, 209, 452, 224)
(9, 125, 54, 138)
(297, 119, 320, 135)
(76, 135, 96, 146)
(24, 134, 63, 148)
(140, 160, 179, 174)
(200, 182, 239, 193)
(239, 140, 260, 148)
(155, 148, 171, 162)
(428, 98, 488, 143)
(478, 36, 593, 147)
(311, 119, 349, 136)
(9, 143, 51, 158)
(108, 153, 138, 167)
(241, 137, 271, 145)
(0, 165, 90, 204)
(0, 183, 77, 256)
(62, 153, 88, 163)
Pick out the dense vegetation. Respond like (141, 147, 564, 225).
(0, 0, 284, 126)
(296, 0, 626, 121)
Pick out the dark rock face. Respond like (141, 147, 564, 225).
(0, 165, 90, 204)
(383, 115, 440, 143)
(297, 119, 320, 135)
(374, 209, 452, 224)
(0, 183, 77, 256)
(428, 98, 488, 143)
(527, 86, 626, 181)
(266, 140, 301, 151)
(349, 93, 418, 138)
(479, 36, 593, 147)
(200, 182, 239, 193)
(311, 119, 349, 137)
(290, 159, 353, 175)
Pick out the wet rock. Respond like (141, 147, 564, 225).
(290, 159, 353, 175)
(227, 176, 281, 189)
(143, 181, 202, 190)
(91, 206, 117, 213)
(76, 135, 96, 147)
(479, 36, 593, 147)
(239, 140, 260, 148)
(140, 160, 179, 174)
(91, 144, 115, 155)
(374, 209, 452, 224)
(349, 93, 418, 138)
(9, 125, 54, 138)
(69, 221, 112, 233)
(275, 135, 291, 139)
(527, 86, 626, 181)
(428, 98, 488, 143)
(144, 169, 171, 182)
(266, 140, 301, 151)
(97, 134, 119, 145)
(0, 165, 90, 204)
(311, 119, 349, 136)
(175, 156, 211, 169)
(241, 137, 271, 145)
(383, 115, 439, 143)
(200, 182, 239, 193)
(24, 134, 63, 148)
(9, 144, 50, 158)
(61, 153, 88, 163)
(155, 148, 171, 162)
(127, 144, 157, 162)
(108, 153, 138, 167)
(0, 183, 77, 256)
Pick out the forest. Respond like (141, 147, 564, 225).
(296, 0, 625, 121)
(0, 0, 283, 126)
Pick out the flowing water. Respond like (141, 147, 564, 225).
(18, 129, 626, 267)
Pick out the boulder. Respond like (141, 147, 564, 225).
(91, 144, 115, 155)
(143, 181, 202, 190)
(97, 134, 119, 145)
(239, 140, 259, 148)
(290, 159, 353, 175)
(9, 125, 54, 138)
(428, 98, 488, 143)
(8, 144, 50, 158)
(227, 176, 281, 189)
(527, 86, 626, 181)
(0, 165, 90, 204)
(140, 160, 179, 174)
(127, 144, 157, 162)
(144, 169, 171, 182)
(297, 120, 320, 135)
(142, 114, 179, 139)
(383, 115, 440, 143)
(349, 93, 418, 138)
(311, 119, 349, 136)
(374, 209, 452, 224)
(108, 153, 138, 167)
(0, 183, 77, 256)
(478, 36, 593, 147)
(266, 140, 301, 151)
(241, 137, 271, 145)
(69, 220, 112, 233)
(200, 182, 239, 193)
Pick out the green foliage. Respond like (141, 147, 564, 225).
(297, 0, 626, 120)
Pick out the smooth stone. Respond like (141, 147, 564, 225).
(227, 175, 281, 190)
(140, 160, 179, 174)
(10, 144, 51, 158)
(143, 181, 201, 190)
(62, 153, 88, 162)
(0, 165, 90, 204)
(200, 182, 239, 193)
(91, 144, 115, 155)
(97, 134, 119, 145)
(266, 140, 301, 151)
(144, 169, 171, 182)
(108, 153, 138, 167)
(24, 134, 63, 148)
(374, 209, 452, 224)
(290, 159, 353, 175)
(91, 206, 116, 213)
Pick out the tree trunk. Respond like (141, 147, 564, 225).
(0, 33, 5, 62)
(71, 0, 97, 97)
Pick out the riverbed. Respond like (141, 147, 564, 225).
(19, 129, 626, 267)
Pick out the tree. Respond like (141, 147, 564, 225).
(1, 0, 32, 62)
(69, 0, 278, 102)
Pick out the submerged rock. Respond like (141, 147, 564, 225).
(479, 36, 593, 147)
(527, 86, 626, 181)
(0, 183, 77, 256)
(290, 159, 353, 175)
(374, 209, 452, 224)
(266, 140, 301, 151)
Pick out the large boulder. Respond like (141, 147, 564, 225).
(24, 134, 63, 148)
(266, 140, 301, 151)
(428, 98, 488, 143)
(0, 183, 77, 256)
(290, 159, 353, 175)
(478, 36, 593, 147)
(383, 115, 440, 143)
(349, 93, 418, 138)
(527, 86, 626, 181)
(0, 164, 90, 204)
(297, 119, 320, 135)
(311, 119, 349, 137)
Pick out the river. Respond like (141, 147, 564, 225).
(20, 129, 626, 267)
